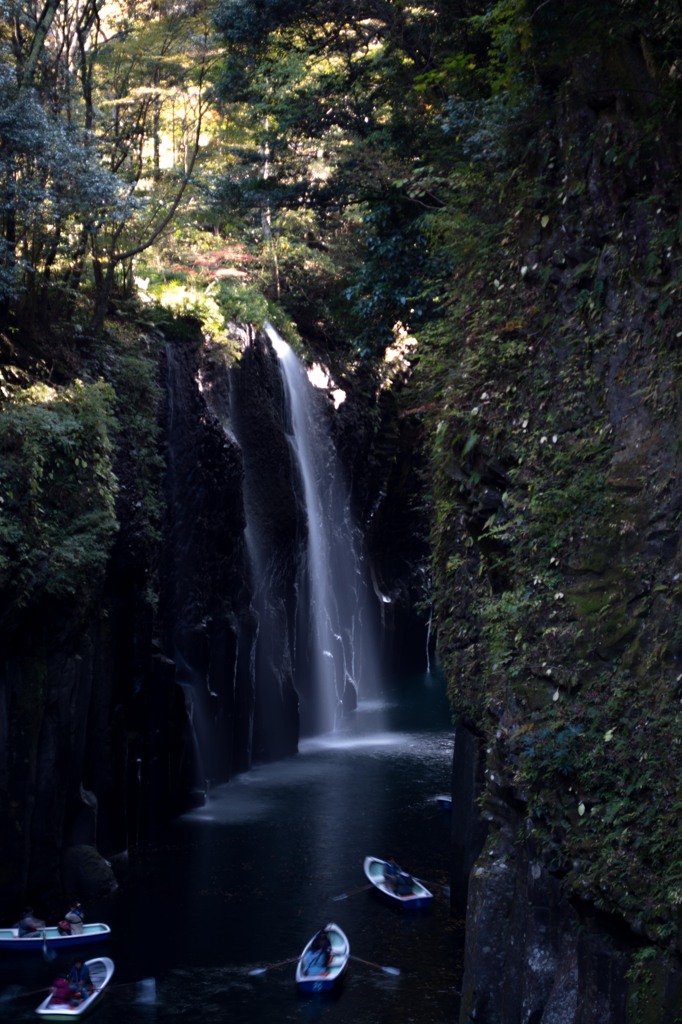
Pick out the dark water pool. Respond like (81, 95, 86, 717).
(1, 673, 463, 1023)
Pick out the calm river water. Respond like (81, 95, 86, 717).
(1, 672, 463, 1023)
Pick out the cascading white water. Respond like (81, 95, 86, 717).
(264, 323, 378, 735)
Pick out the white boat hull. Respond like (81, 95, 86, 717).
(295, 923, 349, 993)
(363, 855, 433, 908)
(35, 957, 115, 1018)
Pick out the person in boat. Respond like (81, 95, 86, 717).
(15, 906, 45, 936)
(384, 857, 414, 896)
(67, 958, 93, 1003)
(49, 978, 73, 1005)
(312, 928, 332, 961)
(383, 857, 401, 892)
(63, 901, 85, 935)
(303, 928, 332, 974)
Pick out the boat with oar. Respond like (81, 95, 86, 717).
(295, 922, 349, 993)
(0, 924, 111, 952)
(363, 855, 433, 909)
(35, 957, 115, 1018)
(248, 936, 398, 983)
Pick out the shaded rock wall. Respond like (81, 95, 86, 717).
(451, 725, 634, 1024)
(0, 319, 260, 917)
(326, 358, 433, 675)
(459, 801, 634, 1024)
(436, 23, 682, 1024)
(202, 329, 302, 761)
(158, 328, 257, 785)
(450, 722, 488, 912)
(455, 760, 682, 1024)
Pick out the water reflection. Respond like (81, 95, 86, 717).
(1, 675, 462, 1024)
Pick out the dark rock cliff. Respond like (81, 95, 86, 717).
(0, 318, 259, 915)
(308, 341, 433, 675)
(428, 21, 682, 1024)
(203, 328, 302, 761)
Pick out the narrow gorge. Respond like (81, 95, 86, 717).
(1, 1, 682, 1021)
(0, 318, 429, 913)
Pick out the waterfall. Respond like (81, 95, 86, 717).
(264, 323, 378, 736)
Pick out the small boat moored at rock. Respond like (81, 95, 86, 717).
(35, 956, 115, 1018)
(295, 922, 349, 993)
(363, 855, 433, 909)
(0, 924, 111, 952)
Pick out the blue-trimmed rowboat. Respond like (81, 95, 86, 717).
(0, 923, 111, 952)
(295, 922, 349, 993)
(435, 793, 453, 811)
(363, 856, 433, 909)
(35, 956, 115, 1018)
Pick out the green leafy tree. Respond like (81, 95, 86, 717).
(0, 379, 118, 625)
(211, 0, 463, 349)
(0, 0, 222, 332)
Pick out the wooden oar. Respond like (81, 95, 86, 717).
(42, 930, 57, 963)
(0, 984, 50, 1003)
(413, 874, 450, 896)
(331, 883, 373, 902)
(133, 977, 157, 1003)
(248, 955, 300, 976)
(350, 954, 400, 977)
(412, 876, 436, 889)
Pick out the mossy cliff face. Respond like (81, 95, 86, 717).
(420, 27, 682, 1024)
(0, 318, 258, 916)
